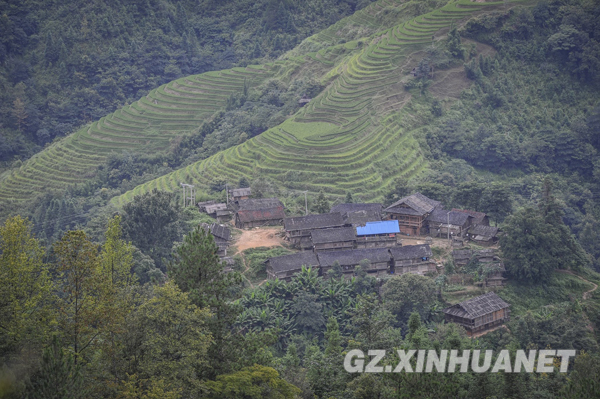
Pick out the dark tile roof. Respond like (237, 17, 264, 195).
(330, 203, 383, 216)
(389, 244, 433, 260)
(426, 209, 472, 226)
(317, 248, 391, 267)
(205, 203, 228, 214)
(237, 207, 286, 223)
(385, 192, 441, 215)
(452, 209, 488, 225)
(311, 227, 356, 244)
(345, 209, 382, 226)
(207, 223, 231, 241)
(268, 252, 319, 273)
(284, 212, 344, 231)
(469, 225, 499, 238)
(231, 187, 251, 197)
(237, 198, 283, 211)
(443, 292, 509, 319)
(452, 249, 473, 260)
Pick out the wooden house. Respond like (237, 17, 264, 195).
(452, 249, 473, 268)
(266, 252, 319, 281)
(443, 292, 510, 336)
(468, 225, 500, 246)
(284, 213, 345, 249)
(452, 249, 506, 286)
(345, 210, 382, 227)
(202, 223, 231, 257)
(311, 227, 356, 252)
(384, 193, 441, 236)
(317, 248, 392, 278)
(331, 203, 382, 218)
(452, 209, 490, 226)
(235, 198, 285, 229)
(426, 209, 473, 238)
(389, 244, 436, 276)
(203, 203, 232, 223)
(484, 262, 506, 287)
(197, 200, 216, 212)
(355, 220, 400, 249)
(230, 187, 251, 204)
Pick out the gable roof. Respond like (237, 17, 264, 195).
(452, 209, 488, 225)
(452, 249, 473, 261)
(356, 220, 400, 236)
(389, 244, 432, 260)
(205, 203, 228, 214)
(231, 187, 251, 197)
(469, 225, 499, 238)
(237, 207, 286, 223)
(237, 198, 283, 211)
(317, 248, 391, 267)
(284, 212, 344, 231)
(443, 292, 509, 319)
(204, 223, 231, 241)
(330, 203, 383, 216)
(426, 209, 472, 226)
(384, 192, 441, 215)
(311, 227, 356, 244)
(268, 252, 319, 273)
(345, 210, 382, 226)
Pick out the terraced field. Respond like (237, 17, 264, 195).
(113, 0, 522, 205)
(0, 66, 280, 202)
(0, 0, 528, 204)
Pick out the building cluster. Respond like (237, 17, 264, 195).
(385, 192, 501, 245)
(266, 244, 435, 281)
(197, 189, 510, 336)
(198, 190, 503, 282)
(198, 187, 287, 229)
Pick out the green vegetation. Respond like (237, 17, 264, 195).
(3, 0, 600, 396)
(0, 0, 377, 162)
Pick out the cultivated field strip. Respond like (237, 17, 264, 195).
(113, 0, 516, 205)
(0, 0, 524, 203)
(0, 65, 275, 201)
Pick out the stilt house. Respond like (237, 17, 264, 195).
(443, 292, 510, 336)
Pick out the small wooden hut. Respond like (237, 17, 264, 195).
(443, 292, 510, 336)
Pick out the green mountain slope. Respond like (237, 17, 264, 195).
(0, 0, 379, 161)
(0, 0, 525, 205)
(113, 0, 524, 205)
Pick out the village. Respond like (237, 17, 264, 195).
(197, 188, 509, 336)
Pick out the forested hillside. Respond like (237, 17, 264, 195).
(0, 0, 376, 162)
(3, 0, 600, 397)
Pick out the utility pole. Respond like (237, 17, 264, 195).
(447, 211, 451, 242)
(180, 183, 195, 207)
(180, 182, 186, 207)
(304, 191, 308, 216)
(226, 183, 229, 205)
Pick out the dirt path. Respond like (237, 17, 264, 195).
(556, 269, 599, 300)
(233, 227, 284, 254)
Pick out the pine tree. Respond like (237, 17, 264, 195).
(314, 190, 330, 213)
(344, 192, 353, 203)
(168, 226, 242, 377)
(25, 337, 86, 399)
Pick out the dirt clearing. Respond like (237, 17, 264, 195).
(233, 227, 285, 254)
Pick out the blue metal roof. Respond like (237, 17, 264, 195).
(356, 220, 400, 236)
